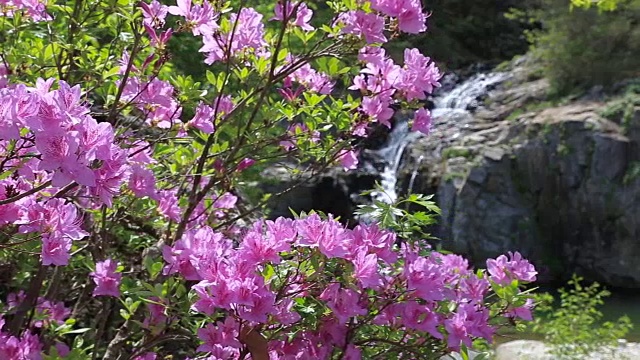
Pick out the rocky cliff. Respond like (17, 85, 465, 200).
(399, 57, 640, 288)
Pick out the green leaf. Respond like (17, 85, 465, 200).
(120, 308, 130, 320)
(206, 70, 216, 85)
(263, 263, 275, 282)
(61, 327, 92, 335)
(459, 345, 470, 360)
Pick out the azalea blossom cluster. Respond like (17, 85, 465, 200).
(349, 47, 441, 139)
(0, 293, 72, 358)
(151, 0, 442, 168)
(0, 0, 50, 21)
(156, 214, 537, 358)
(0, 71, 243, 265)
(6, 292, 71, 328)
(334, 1, 441, 137)
(0, 317, 43, 360)
(0, 79, 129, 263)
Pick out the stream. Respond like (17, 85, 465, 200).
(362, 72, 509, 207)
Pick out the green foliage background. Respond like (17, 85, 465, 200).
(513, 0, 640, 95)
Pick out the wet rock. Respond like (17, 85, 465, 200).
(260, 165, 379, 227)
(399, 56, 640, 288)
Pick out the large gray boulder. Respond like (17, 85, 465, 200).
(399, 58, 640, 287)
(495, 339, 640, 360)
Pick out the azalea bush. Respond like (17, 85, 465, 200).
(0, 0, 537, 359)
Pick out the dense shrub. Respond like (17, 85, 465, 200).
(522, 0, 640, 95)
(530, 275, 633, 359)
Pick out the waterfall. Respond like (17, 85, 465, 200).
(434, 72, 509, 110)
(362, 71, 509, 211)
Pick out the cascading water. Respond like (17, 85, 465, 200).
(363, 71, 509, 211)
(368, 119, 421, 204)
(434, 72, 508, 110)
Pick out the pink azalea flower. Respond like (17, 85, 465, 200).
(120, 77, 181, 129)
(412, 107, 432, 135)
(77, 117, 114, 160)
(212, 94, 234, 120)
(273, 1, 314, 31)
(284, 58, 335, 94)
(318, 316, 348, 347)
(0, 331, 44, 360)
(128, 165, 158, 199)
(236, 158, 255, 172)
(357, 46, 388, 67)
(444, 309, 472, 351)
(0, 63, 8, 89)
(350, 223, 397, 263)
(89, 146, 130, 207)
(295, 213, 324, 247)
(236, 289, 276, 323)
(344, 344, 362, 360)
(398, 48, 442, 101)
(338, 148, 359, 171)
(163, 226, 233, 281)
(396, 0, 428, 34)
(351, 121, 369, 137)
(239, 227, 290, 265)
(200, 8, 266, 64)
(191, 280, 232, 312)
(90, 258, 122, 297)
(168, 0, 218, 36)
(400, 301, 443, 338)
(127, 140, 155, 164)
(20, 199, 88, 265)
(265, 217, 297, 243)
(54, 342, 71, 357)
(140, 0, 168, 28)
(319, 283, 367, 324)
(506, 298, 535, 321)
(339, 11, 387, 44)
(360, 95, 394, 128)
(0, 180, 24, 226)
(292, 2, 313, 30)
(458, 275, 490, 304)
(360, 55, 402, 92)
(52, 80, 87, 119)
(351, 250, 382, 289)
(35, 130, 95, 187)
(213, 192, 237, 209)
(405, 255, 446, 301)
(197, 318, 241, 352)
(142, 297, 168, 329)
(371, 0, 428, 34)
(144, 25, 173, 49)
(35, 299, 71, 327)
(487, 251, 537, 285)
(316, 215, 351, 258)
(3, 0, 52, 21)
(187, 102, 215, 134)
(274, 298, 301, 325)
(157, 189, 182, 222)
(41, 236, 72, 266)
